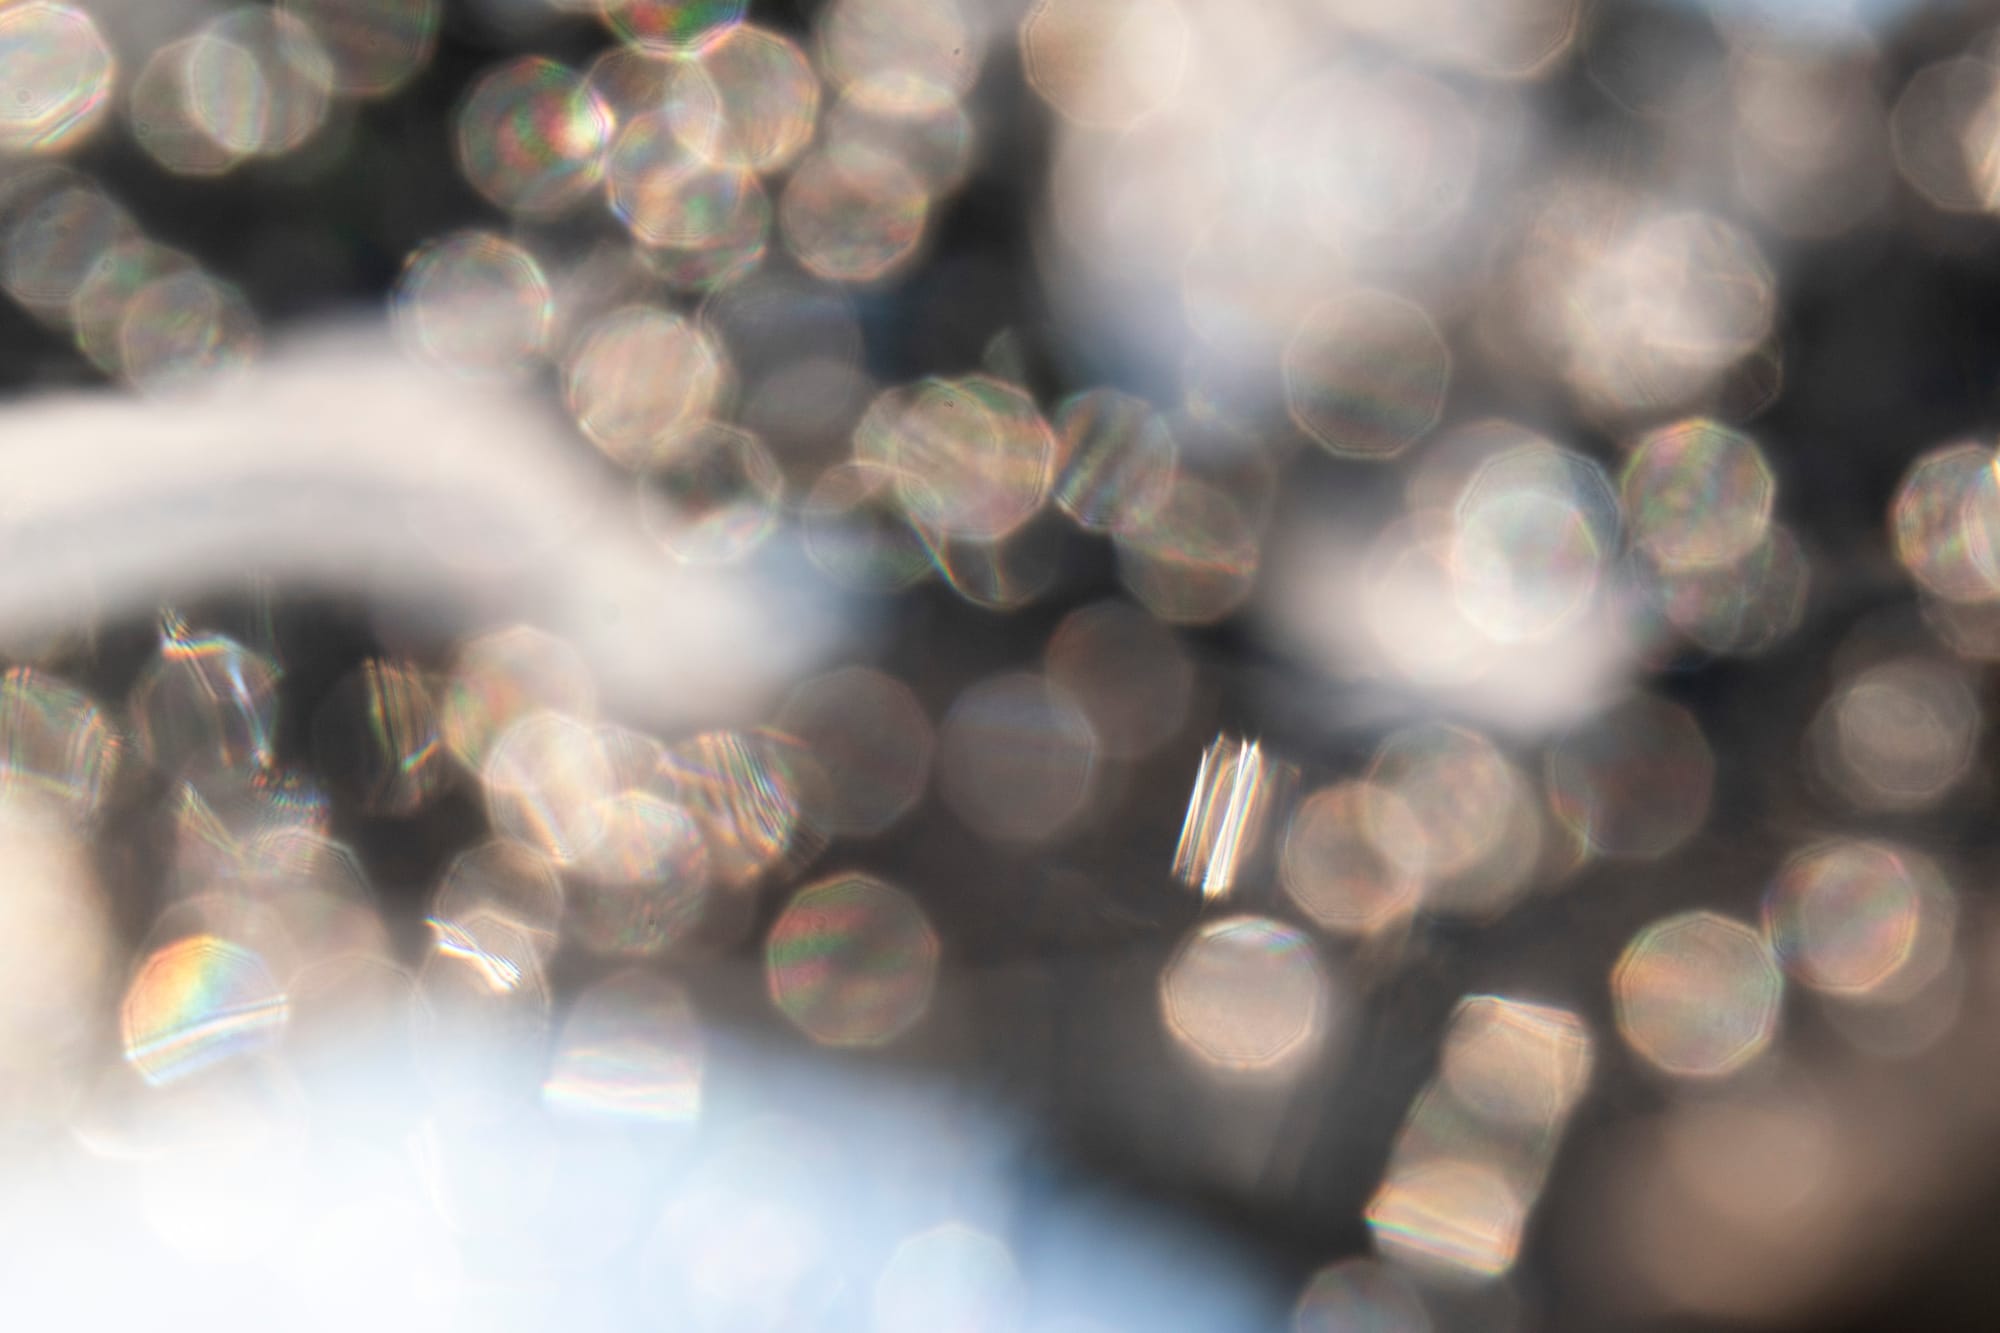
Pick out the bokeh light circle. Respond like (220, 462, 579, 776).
(1280, 782, 1426, 936)
(765, 872, 939, 1047)
(1284, 290, 1450, 460)
(1159, 915, 1332, 1078)
(1622, 418, 1775, 573)
(1545, 693, 1715, 860)
(598, 0, 743, 53)
(0, 2, 114, 155)
(937, 672, 1097, 844)
(1612, 910, 1782, 1079)
(1764, 839, 1939, 998)
(564, 304, 727, 468)
(392, 231, 552, 378)
(637, 423, 784, 564)
(454, 57, 612, 218)
(120, 933, 289, 1086)
(780, 143, 929, 285)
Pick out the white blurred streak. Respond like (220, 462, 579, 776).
(0, 322, 841, 731)
(1257, 514, 1631, 735)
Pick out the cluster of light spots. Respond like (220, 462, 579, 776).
(636, 172, 772, 290)
(1613, 911, 1782, 1079)
(801, 459, 934, 592)
(854, 376, 1057, 542)
(775, 666, 932, 839)
(130, 40, 240, 176)
(564, 304, 728, 469)
(0, 667, 118, 824)
(565, 788, 711, 957)
(280, 0, 439, 98)
(606, 111, 749, 248)
(1043, 599, 1192, 760)
(169, 768, 331, 892)
(454, 57, 612, 217)
(780, 140, 930, 283)
(1159, 915, 1333, 1079)
(130, 615, 280, 785)
(440, 623, 597, 773)
(1284, 290, 1451, 460)
(70, 238, 196, 377)
(170, 818, 383, 973)
(1369, 996, 1591, 1281)
(181, 6, 336, 159)
(1281, 782, 1425, 936)
(0, 2, 113, 154)
(1891, 442, 2000, 603)
(1050, 387, 1178, 536)
(817, 0, 985, 114)
(1367, 723, 1541, 919)
(0, 171, 121, 339)
(117, 267, 262, 394)
(0, 172, 237, 388)
(310, 658, 446, 817)
(1173, 734, 1292, 898)
(637, 424, 784, 564)
(1762, 840, 1940, 1000)
(875, 1223, 1024, 1333)
(598, 0, 743, 53)
(821, 90, 975, 196)
(481, 710, 615, 865)
(1813, 655, 1978, 811)
(119, 934, 289, 1086)
(1114, 472, 1263, 625)
(1, 173, 129, 327)
(1623, 419, 1775, 573)
(0, 167, 268, 396)
(921, 517, 1064, 611)
(391, 232, 552, 379)
(765, 872, 938, 1047)
(543, 970, 704, 1122)
(937, 672, 1096, 844)
(1020, 0, 1190, 130)
(1448, 439, 1618, 643)
(583, 45, 674, 125)
(432, 840, 563, 964)
(1545, 694, 1714, 860)
(759, 0, 985, 286)
(1294, 1258, 1430, 1333)
(670, 24, 820, 172)
(1519, 197, 1775, 417)
(660, 728, 807, 888)
(1645, 524, 1812, 657)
